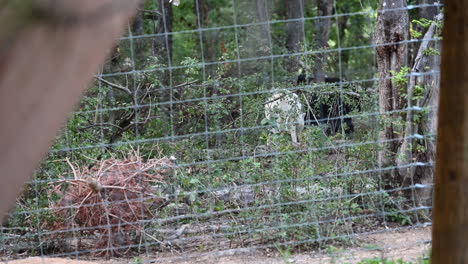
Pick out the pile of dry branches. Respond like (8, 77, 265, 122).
(49, 154, 176, 255)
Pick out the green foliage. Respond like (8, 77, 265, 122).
(380, 192, 413, 225)
(355, 258, 430, 264)
(390, 67, 410, 92)
(412, 18, 433, 29)
(410, 27, 423, 39)
(6, 0, 435, 257)
(275, 245, 292, 263)
(413, 84, 425, 100)
(411, 17, 443, 40)
(422, 47, 440, 56)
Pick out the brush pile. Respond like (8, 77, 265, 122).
(49, 154, 176, 256)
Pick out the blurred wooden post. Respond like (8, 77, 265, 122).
(432, 1, 468, 263)
(0, 0, 139, 222)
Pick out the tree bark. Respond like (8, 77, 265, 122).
(254, 0, 272, 56)
(409, 0, 442, 63)
(397, 14, 442, 205)
(396, 13, 442, 206)
(153, 0, 173, 67)
(285, 0, 305, 72)
(418, 0, 441, 20)
(194, 0, 219, 77)
(239, 0, 272, 76)
(131, 9, 145, 63)
(375, 0, 408, 184)
(153, 0, 173, 130)
(313, 0, 333, 82)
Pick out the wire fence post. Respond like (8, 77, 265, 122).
(0, 0, 139, 222)
(432, 2, 468, 263)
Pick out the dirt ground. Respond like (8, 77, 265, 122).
(3, 226, 431, 264)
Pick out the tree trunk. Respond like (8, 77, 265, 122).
(415, 36, 440, 206)
(239, 0, 272, 77)
(375, 0, 408, 184)
(131, 9, 145, 63)
(337, 13, 348, 70)
(153, 0, 173, 67)
(409, 0, 442, 63)
(419, 0, 441, 20)
(255, 0, 272, 56)
(285, 0, 305, 73)
(194, 0, 219, 78)
(153, 0, 173, 136)
(313, 0, 333, 82)
(396, 13, 442, 207)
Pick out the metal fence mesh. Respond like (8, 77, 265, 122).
(1, 0, 441, 263)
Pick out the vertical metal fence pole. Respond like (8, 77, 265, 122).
(432, 2, 468, 263)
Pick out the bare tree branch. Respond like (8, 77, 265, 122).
(95, 76, 132, 94)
